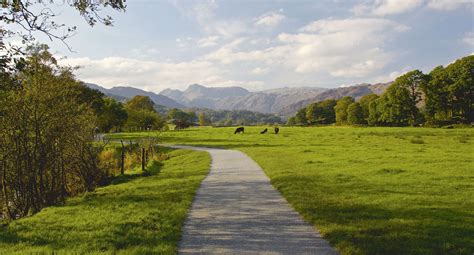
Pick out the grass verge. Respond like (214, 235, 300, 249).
(0, 148, 210, 254)
(108, 126, 474, 255)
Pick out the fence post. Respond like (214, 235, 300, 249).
(120, 140, 125, 175)
(141, 147, 146, 172)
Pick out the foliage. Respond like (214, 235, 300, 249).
(1, 0, 126, 68)
(335, 96, 355, 125)
(0, 148, 211, 254)
(124, 96, 164, 131)
(191, 108, 282, 126)
(167, 108, 196, 129)
(347, 102, 364, 125)
(0, 45, 107, 219)
(289, 55, 473, 127)
(294, 107, 307, 125)
(198, 112, 210, 126)
(359, 93, 379, 123)
(97, 98, 128, 132)
(306, 99, 337, 125)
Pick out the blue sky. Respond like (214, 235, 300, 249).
(33, 0, 473, 92)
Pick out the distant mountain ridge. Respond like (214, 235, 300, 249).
(160, 84, 250, 109)
(161, 84, 328, 114)
(85, 83, 184, 109)
(86, 82, 391, 116)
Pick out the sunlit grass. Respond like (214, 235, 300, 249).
(110, 126, 474, 255)
(0, 148, 211, 254)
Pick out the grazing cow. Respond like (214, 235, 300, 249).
(260, 128, 268, 134)
(234, 127, 245, 134)
(274, 127, 279, 134)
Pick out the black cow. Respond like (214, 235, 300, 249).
(260, 128, 268, 134)
(234, 127, 245, 134)
(274, 127, 279, 134)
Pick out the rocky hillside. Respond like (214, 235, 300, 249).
(160, 84, 327, 114)
(278, 82, 391, 116)
(160, 84, 250, 109)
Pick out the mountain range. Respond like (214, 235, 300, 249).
(85, 82, 391, 116)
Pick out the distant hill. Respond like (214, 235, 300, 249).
(86, 82, 391, 116)
(160, 84, 250, 109)
(160, 84, 327, 114)
(278, 82, 391, 116)
(85, 83, 184, 109)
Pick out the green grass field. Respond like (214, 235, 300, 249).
(110, 126, 474, 255)
(0, 148, 210, 254)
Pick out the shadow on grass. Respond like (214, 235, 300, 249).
(274, 174, 474, 255)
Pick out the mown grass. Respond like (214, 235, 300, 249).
(0, 148, 211, 254)
(109, 126, 474, 255)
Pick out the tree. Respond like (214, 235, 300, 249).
(167, 109, 196, 129)
(359, 93, 379, 123)
(97, 98, 128, 132)
(347, 102, 364, 125)
(124, 96, 163, 131)
(294, 108, 307, 125)
(335, 96, 355, 125)
(443, 55, 474, 123)
(198, 112, 210, 126)
(380, 70, 428, 126)
(286, 117, 296, 126)
(0, 45, 107, 219)
(318, 99, 337, 124)
(1, 1, 126, 72)
(125, 95, 155, 112)
(306, 103, 320, 125)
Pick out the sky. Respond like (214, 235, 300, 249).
(20, 0, 474, 92)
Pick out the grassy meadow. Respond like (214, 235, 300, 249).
(0, 148, 210, 254)
(109, 126, 474, 255)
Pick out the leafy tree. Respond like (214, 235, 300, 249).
(124, 96, 163, 131)
(347, 102, 364, 125)
(294, 107, 307, 125)
(368, 98, 383, 126)
(305, 99, 337, 125)
(198, 112, 210, 126)
(97, 98, 128, 132)
(359, 93, 379, 123)
(287, 117, 296, 126)
(443, 55, 474, 123)
(380, 70, 428, 126)
(0, 45, 107, 219)
(318, 99, 337, 124)
(335, 96, 354, 125)
(167, 109, 196, 129)
(306, 103, 321, 125)
(125, 95, 155, 112)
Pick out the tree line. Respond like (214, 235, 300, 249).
(288, 55, 473, 127)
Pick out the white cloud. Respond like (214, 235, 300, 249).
(197, 36, 220, 48)
(64, 17, 410, 91)
(427, 0, 472, 10)
(280, 18, 409, 76)
(60, 56, 265, 92)
(463, 32, 474, 46)
(251, 67, 269, 75)
(352, 0, 424, 16)
(254, 12, 286, 27)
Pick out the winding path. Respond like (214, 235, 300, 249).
(171, 145, 338, 255)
